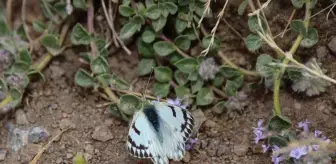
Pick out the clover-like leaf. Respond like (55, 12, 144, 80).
(119, 95, 142, 115)
(152, 15, 167, 32)
(10, 87, 23, 107)
(290, 20, 307, 36)
(196, 88, 214, 106)
(141, 28, 156, 43)
(146, 5, 161, 19)
(90, 56, 109, 74)
(220, 67, 242, 79)
(32, 20, 46, 33)
(174, 70, 189, 86)
(0, 19, 10, 37)
(202, 36, 220, 51)
(268, 115, 292, 131)
(19, 48, 32, 65)
(10, 61, 30, 73)
(164, 2, 178, 15)
(71, 23, 91, 45)
(300, 28, 318, 48)
(225, 77, 243, 97)
(111, 74, 130, 90)
(119, 5, 135, 17)
(212, 75, 225, 87)
(174, 58, 198, 73)
(95, 73, 110, 87)
(175, 18, 188, 34)
(154, 66, 172, 83)
(137, 39, 155, 57)
(191, 79, 204, 93)
(238, 0, 248, 15)
(174, 35, 191, 51)
(188, 71, 198, 81)
(152, 82, 170, 97)
(248, 15, 267, 33)
(245, 34, 263, 51)
(291, 0, 305, 8)
(120, 21, 141, 40)
(109, 104, 129, 121)
(137, 58, 155, 76)
(175, 85, 190, 99)
(268, 135, 288, 147)
(153, 41, 175, 56)
(54, 2, 68, 19)
(40, 34, 62, 55)
(73, 0, 87, 10)
(256, 54, 274, 77)
(75, 69, 95, 87)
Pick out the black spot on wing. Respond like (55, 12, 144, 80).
(143, 105, 160, 133)
(127, 136, 152, 158)
(132, 122, 141, 135)
(180, 109, 194, 142)
(168, 105, 177, 117)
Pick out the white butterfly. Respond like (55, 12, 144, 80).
(126, 101, 194, 164)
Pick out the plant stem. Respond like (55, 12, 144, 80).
(0, 95, 12, 108)
(273, 0, 311, 116)
(159, 34, 191, 58)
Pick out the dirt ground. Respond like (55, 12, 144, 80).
(1, 1, 336, 164)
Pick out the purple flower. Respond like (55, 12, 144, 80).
(151, 97, 161, 104)
(262, 144, 269, 153)
(271, 155, 284, 164)
(298, 119, 310, 132)
(185, 138, 199, 150)
(167, 98, 188, 109)
(312, 144, 319, 151)
(314, 130, 322, 137)
(289, 146, 308, 159)
(253, 119, 266, 144)
(272, 145, 280, 152)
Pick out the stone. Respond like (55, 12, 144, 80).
(328, 36, 336, 54)
(92, 125, 113, 142)
(15, 110, 29, 125)
(59, 119, 75, 130)
(317, 46, 328, 59)
(217, 145, 230, 156)
(66, 153, 73, 159)
(233, 144, 249, 156)
(0, 149, 7, 161)
(56, 158, 63, 164)
(204, 120, 217, 128)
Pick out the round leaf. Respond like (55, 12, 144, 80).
(267, 135, 288, 147)
(10, 61, 30, 73)
(119, 95, 142, 115)
(245, 34, 263, 51)
(174, 85, 190, 99)
(175, 18, 188, 34)
(153, 41, 176, 56)
(71, 23, 91, 45)
(40, 34, 61, 54)
(256, 54, 274, 77)
(111, 74, 130, 90)
(291, 0, 305, 8)
(174, 58, 198, 73)
(154, 66, 172, 83)
(290, 20, 307, 36)
(141, 29, 156, 43)
(174, 35, 191, 51)
(202, 36, 220, 51)
(75, 69, 95, 87)
(191, 79, 203, 93)
(164, 2, 178, 15)
(137, 39, 155, 57)
(119, 5, 135, 17)
(152, 16, 167, 32)
(174, 70, 189, 86)
(137, 59, 155, 76)
(90, 56, 109, 74)
(120, 21, 141, 40)
(300, 28, 318, 48)
(196, 88, 214, 106)
(268, 115, 292, 131)
(152, 82, 170, 97)
(145, 5, 161, 19)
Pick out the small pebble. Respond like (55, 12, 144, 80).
(66, 153, 73, 159)
(328, 36, 336, 54)
(233, 144, 249, 156)
(92, 125, 114, 142)
(15, 110, 29, 125)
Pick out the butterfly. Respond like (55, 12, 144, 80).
(126, 100, 194, 164)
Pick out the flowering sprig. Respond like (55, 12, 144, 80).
(185, 137, 199, 151)
(167, 98, 189, 110)
(253, 119, 267, 144)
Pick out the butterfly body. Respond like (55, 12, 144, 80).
(127, 102, 194, 164)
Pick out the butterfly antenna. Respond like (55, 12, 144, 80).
(142, 67, 154, 101)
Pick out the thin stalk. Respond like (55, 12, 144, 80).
(159, 34, 190, 58)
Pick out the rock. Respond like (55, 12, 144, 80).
(293, 101, 302, 110)
(50, 65, 65, 80)
(317, 46, 328, 59)
(0, 149, 7, 161)
(19, 144, 42, 162)
(26, 110, 37, 123)
(56, 157, 63, 164)
(92, 125, 113, 142)
(191, 109, 206, 135)
(15, 110, 29, 125)
(328, 36, 336, 54)
(84, 152, 93, 161)
(182, 151, 190, 163)
(49, 103, 59, 110)
(204, 120, 217, 129)
(217, 145, 230, 156)
(206, 139, 220, 157)
(84, 144, 94, 154)
(66, 153, 73, 159)
(59, 119, 75, 130)
(233, 144, 249, 156)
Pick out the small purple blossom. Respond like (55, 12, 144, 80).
(298, 119, 310, 132)
(262, 144, 269, 153)
(167, 98, 188, 109)
(289, 146, 308, 159)
(271, 155, 284, 164)
(311, 144, 319, 151)
(185, 138, 199, 151)
(253, 119, 266, 144)
(314, 130, 322, 137)
(272, 145, 280, 152)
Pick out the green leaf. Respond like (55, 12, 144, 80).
(238, 0, 248, 15)
(196, 88, 214, 106)
(174, 35, 191, 51)
(152, 82, 170, 97)
(71, 23, 91, 45)
(202, 36, 220, 51)
(169, 52, 183, 65)
(175, 18, 188, 33)
(79, 52, 91, 62)
(291, 0, 305, 8)
(73, 153, 87, 164)
(290, 20, 307, 36)
(32, 20, 46, 33)
(73, 0, 87, 10)
(268, 135, 288, 147)
(122, 0, 131, 6)
(158, 3, 169, 17)
(175, 85, 190, 99)
(256, 54, 274, 77)
(225, 80, 239, 96)
(119, 95, 142, 115)
(10, 61, 30, 73)
(146, 5, 161, 19)
(174, 58, 198, 73)
(0, 19, 10, 37)
(120, 21, 141, 40)
(90, 56, 109, 74)
(212, 101, 227, 114)
(245, 34, 263, 51)
(152, 15, 167, 32)
(174, 70, 189, 86)
(212, 75, 225, 87)
(137, 58, 155, 76)
(141, 29, 156, 43)
(191, 79, 203, 93)
(96, 73, 110, 87)
(154, 66, 172, 83)
(137, 39, 155, 57)
(188, 71, 198, 81)
(119, 5, 135, 17)
(10, 88, 23, 107)
(153, 41, 176, 56)
(300, 28, 318, 48)
(40, 34, 61, 55)
(0, 79, 7, 92)
(309, 0, 317, 9)
(220, 67, 241, 79)
(111, 74, 130, 90)
(164, 2, 178, 15)
(19, 48, 32, 65)
(54, 2, 68, 19)
(75, 69, 95, 87)
(183, 28, 199, 41)
(248, 15, 267, 33)
(109, 104, 129, 121)
(132, 15, 145, 25)
(268, 115, 292, 131)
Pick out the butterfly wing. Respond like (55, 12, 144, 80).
(126, 111, 156, 159)
(154, 102, 195, 161)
